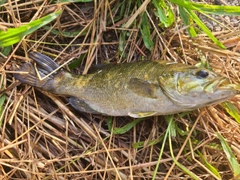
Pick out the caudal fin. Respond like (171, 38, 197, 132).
(28, 51, 59, 73)
(14, 52, 59, 91)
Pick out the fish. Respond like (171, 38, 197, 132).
(14, 51, 239, 118)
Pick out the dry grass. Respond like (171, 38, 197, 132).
(0, 0, 240, 179)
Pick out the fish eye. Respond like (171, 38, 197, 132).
(196, 70, 209, 78)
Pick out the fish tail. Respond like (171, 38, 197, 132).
(14, 52, 58, 91)
(28, 51, 59, 72)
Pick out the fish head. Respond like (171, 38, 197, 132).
(158, 66, 239, 110)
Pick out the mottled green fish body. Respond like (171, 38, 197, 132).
(14, 52, 239, 118)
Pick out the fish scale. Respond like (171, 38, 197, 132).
(14, 51, 239, 118)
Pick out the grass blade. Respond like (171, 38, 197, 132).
(132, 135, 164, 148)
(54, 0, 93, 2)
(169, 0, 240, 16)
(0, 10, 61, 47)
(178, 6, 197, 37)
(217, 133, 240, 177)
(152, 115, 173, 179)
(186, 8, 225, 48)
(0, 94, 5, 127)
(140, 12, 154, 51)
(1, 46, 11, 56)
(167, 119, 199, 179)
(152, 0, 174, 27)
(222, 102, 240, 124)
(68, 54, 85, 70)
(198, 150, 221, 178)
(43, 26, 87, 38)
(112, 118, 143, 135)
(0, 74, 6, 127)
(0, 0, 6, 5)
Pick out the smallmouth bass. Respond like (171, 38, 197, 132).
(14, 52, 239, 118)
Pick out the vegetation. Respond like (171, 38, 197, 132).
(0, 0, 240, 179)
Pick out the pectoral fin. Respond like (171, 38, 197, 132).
(128, 78, 158, 99)
(69, 97, 100, 114)
(128, 111, 157, 118)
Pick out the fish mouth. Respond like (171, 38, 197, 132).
(204, 77, 239, 93)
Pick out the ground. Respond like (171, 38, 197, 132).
(0, 0, 240, 179)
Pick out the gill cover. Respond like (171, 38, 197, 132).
(158, 68, 228, 109)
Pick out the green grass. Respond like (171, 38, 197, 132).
(0, 0, 240, 179)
